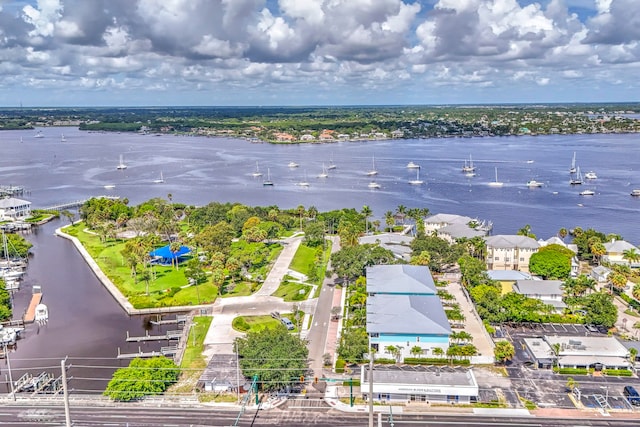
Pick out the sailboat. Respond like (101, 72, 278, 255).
(318, 163, 329, 178)
(116, 154, 127, 170)
(462, 155, 476, 173)
(297, 171, 310, 187)
(488, 167, 504, 187)
(406, 161, 420, 169)
(263, 168, 274, 186)
(366, 156, 378, 176)
(251, 161, 263, 177)
(34, 130, 44, 138)
(569, 167, 583, 185)
(61, 133, 66, 142)
(327, 153, 337, 170)
(408, 168, 423, 185)
(153, 171, 164, 184)
(569, 152, 577, 174)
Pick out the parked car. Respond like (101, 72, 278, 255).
(624, 385, 640, 406)
(280, 317, 295, 330)
(585, 324, 598, 333)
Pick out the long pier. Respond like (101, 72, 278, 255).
(38, 195, 120, 212)
(23, 293, 42, 323)
(126, 330, 182, 342)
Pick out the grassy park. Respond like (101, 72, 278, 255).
(232, 312, 300, 333)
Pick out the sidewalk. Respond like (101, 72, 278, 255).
(324, 287, 343, 366)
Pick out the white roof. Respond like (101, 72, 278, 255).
(439, 223, 487, 239)
(485, 235, 539, 249)
(366, 294, 450, 336)
(487, 270, 532, 281)
(524, 337, 555, 360)
(0, 197, 31, 208)
(425, 213, 474, 225)
(604, 239, 638, 253)
(558, 355, 630, 368)
(513, 280, 564, 296)
(545, 336, 628, 357)
(366, 265, 436, 295)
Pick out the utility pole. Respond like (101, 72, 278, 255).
(4, 342, 14, 400)
(368, 349, 374, 427)
(61, 358, 71, 427)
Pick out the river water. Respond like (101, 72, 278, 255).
(1, 127, 639, 392)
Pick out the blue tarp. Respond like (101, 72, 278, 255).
(149, 244, 191, 264)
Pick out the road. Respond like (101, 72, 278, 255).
(2, 403, 640, 426)
(306, 236, 341, 379)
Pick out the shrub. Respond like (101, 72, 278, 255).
(232, 317, 250, 332)
(335, 358, 346, 373)
(554, 367, 589, 375)
(603, 369, 633, 377)
(403, 357, 470, 366)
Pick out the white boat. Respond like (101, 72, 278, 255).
(368, 181, 381, 189)
(20, 137, 23, 143)
(527, 180, 543, 188)
(34, 130, 44, 138)
(327, 154, 337, 170)
(34, 303, 49, 324)
(296, 171, 310, 187)
(116, 154, 127, 170)
(569, 152, 577, 174)
(526, 160, 534, 164)
(366, 156, 378, 176)
(488, 167, 503, 187)
(153, 171, 164, 183)
(408, 168, 423, 185)
(630, 189, 640, 197)
(104, 184, 116, 189)
(61, 133, 66, 142)
(462, 155, 476, 173)
(569, 167, 583, 185)
(584, 171, 597, 180)
(288, 161, 299, 168)
(406, 161, 420, 169)
(0, 326, 18, 345)
(580, 189, 595, 196)
(251, 161, 263, 177)
(317, 163, 329, 178)
(263, 168, 274, 186)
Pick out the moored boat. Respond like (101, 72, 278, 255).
(527, 180, 543, 188)
(580, 189, 595, 196)
(631, 189, 640, 197)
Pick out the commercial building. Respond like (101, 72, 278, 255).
(524, 336, 631, 370)
(361, 365, 478, 403)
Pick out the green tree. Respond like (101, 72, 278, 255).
(410, 250, 431, 266)
(410, 346, 423, 358)
(104, 357, 179, 401)
(184, 257, 207, 304)
(337, 327, 369, 362)
(361, 205, 372, 234)
(236, 326, 308, 392)
(329, 244, 395, 284)
(583, 292, 618, 328)
(558, 228, 568, 240)
(303, 220, 325, 247)
(529, 244, 573, 279)
(609, 272, 627, 293)
(517, 224, 536, 239)
(623, 248, 640, 265)
(384, 211, 394, 232)
(494, 341, 515, 364)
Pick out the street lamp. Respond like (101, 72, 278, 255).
(3, 342, 15, 400)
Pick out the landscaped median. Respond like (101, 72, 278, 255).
(231, 311, 302, 333)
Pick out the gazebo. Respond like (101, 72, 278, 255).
(149, 245, 191, 265)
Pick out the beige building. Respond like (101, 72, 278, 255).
(485, 235, 539, 272)
(602, 239, 640, 268)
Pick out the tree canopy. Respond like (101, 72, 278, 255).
(236, 326, 308, 392)
(103, 357, 179, 401)
(329, 244, 396, 284)
(529, 244, 573, 279)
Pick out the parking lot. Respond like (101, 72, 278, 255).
(500, 323, 608, 339)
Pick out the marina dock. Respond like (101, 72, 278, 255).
(117, 345, 178, 359)
(126, 330, 182, 342)
(23, 293, 42, 323)
(150, 314, 187, 325)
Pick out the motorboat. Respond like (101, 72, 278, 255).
(630, 189, 640, 197)
(34, 303, 49, 324)
(584, 171, 597, 180)
(527, 180, 543, 188)
(580, 189, 595, 196)
(104, 184, 116, 190)
(406, 161, 420, 169)
(288, 161, 299, 168)
(368, 181, 381, 189)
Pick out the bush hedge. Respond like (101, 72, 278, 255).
(554, 367, 590, 375)
(603, 369, 633, 377)
(335, 358, 346, 373)
(403, 357, 471, 366)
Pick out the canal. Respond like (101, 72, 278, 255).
(6, 218, 180, 394)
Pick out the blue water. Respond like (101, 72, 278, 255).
(1, 127, 639, 243)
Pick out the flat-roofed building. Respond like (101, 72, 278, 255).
(545, 336, 630, 370)
(361, 365, 478, 404)
(523, 337, 555, 369)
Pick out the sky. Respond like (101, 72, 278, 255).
(0, 0, 638, 107)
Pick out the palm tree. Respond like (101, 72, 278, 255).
(566, 377, 578, 392)
(558, 227, 568, 240)
(296, 205, 305, 230)
(395, 205, 407, 224)
(384, 211, 394, 232)
(307, 206, 318, 220)
(517, 224, 536, 239)
(623, 248, 640, 266)
(361, 205, 372, 234)
(609, 272, 627, 294)
(432, 347, 444, 359)
(169, 241, 182, 270)
(410, 346, 423, 358)
(632, 284, 640, 301)
(629, 348, 638, 364)
(590, 241, 606, 265)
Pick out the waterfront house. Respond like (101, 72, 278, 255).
(358, 233, 413, 261)
(591, 265, 612, 284)
(0, 197, 32, 221)
(424, 213, 492, 243)
(602, 239, 640, 268)
(512, 279, 567, 313)
(366, 265, 450, 362)
(485, 235, 539, 273)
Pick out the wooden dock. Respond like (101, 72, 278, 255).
(117, 345, 178, 359)
(126, 330, 182, 342)
(23, 293, 42, 323)
(150, 314, 187, 326)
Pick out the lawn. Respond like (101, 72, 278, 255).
(272, 280, 311, 302)
(219, 280, 261, 298)
(288, 240, 332, 286)
(63, 223, 217, 309)
(232, 313, 299, 333)
(180, 316, 213, 369)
